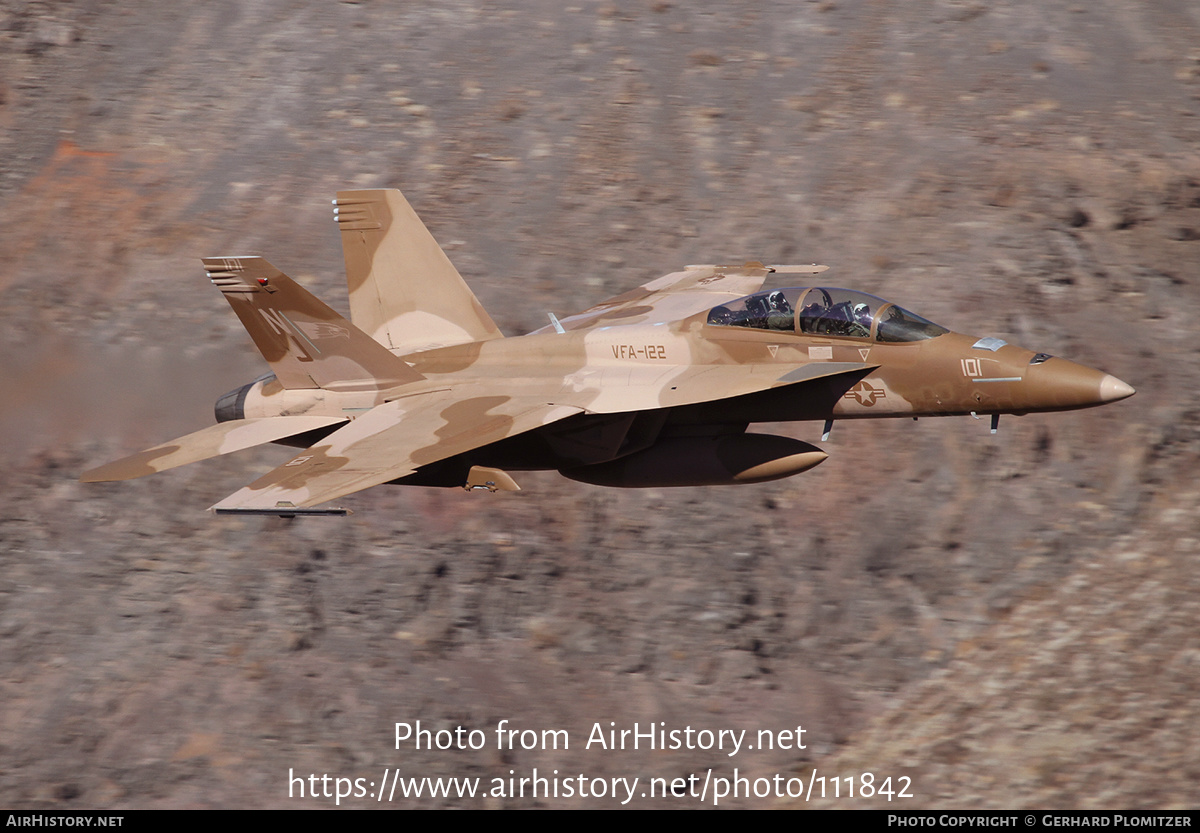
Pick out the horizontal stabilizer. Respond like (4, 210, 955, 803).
(80, 416, 348, 482)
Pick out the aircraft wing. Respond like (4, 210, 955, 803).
(658, 360, 875, 408)
(206, 360, 868, 512)
(210, 390, 583, 512)
(575, 361, 877, 413)
(532, 262, 828, 333)
(80, 416, 349, 482)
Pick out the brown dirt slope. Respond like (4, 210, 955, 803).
(0, 0, 1197, 808)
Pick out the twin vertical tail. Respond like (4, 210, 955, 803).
(203, 256, 423, 391)
(334, 189, 505, 355)
(83, 190, 499, 487)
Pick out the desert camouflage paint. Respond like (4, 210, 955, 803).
(82, 190, 1134, 514)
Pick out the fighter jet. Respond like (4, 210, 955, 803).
(81, 189, 1135, 515)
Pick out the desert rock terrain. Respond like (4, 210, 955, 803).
(1, 0, 1197, 808)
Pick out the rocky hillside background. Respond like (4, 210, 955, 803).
(1, 0, 1197, 808)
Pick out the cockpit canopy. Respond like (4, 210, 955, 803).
(706, 287, 948, 343)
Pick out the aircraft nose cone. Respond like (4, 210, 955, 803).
(1099, 374, 1135, 403)
(1020, 358, 1135, 412)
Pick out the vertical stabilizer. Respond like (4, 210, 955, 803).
(334, 189, 504, 354)
(202, 256, 424, 390)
